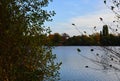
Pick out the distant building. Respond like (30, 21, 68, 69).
(100, 25, 109, 36)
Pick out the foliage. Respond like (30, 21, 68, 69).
(102, 25, 109, 36)
(49, 32, 120, 46)
(0, 0, 61, 81)
(49, 33, 63, 46)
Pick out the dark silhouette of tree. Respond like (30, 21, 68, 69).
(61, 33, 69, 40)
(100, 25, 110, 45)
(49, 33, 63, 45)
(49, 32, 119, 46)
(102, 25, 109, 36)
(0, 0, 61, 81)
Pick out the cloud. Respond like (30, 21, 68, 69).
(51, 9, 116, 36)
(72, 10, 114, 25)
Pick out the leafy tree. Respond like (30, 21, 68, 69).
(61, 33, 69, 42)
(49, 33, 62, 46)
(89, 33, 100, 45)
(100, 25, 110, 45)
(0, 0, 61, 81)
(102, 25, 109, 36)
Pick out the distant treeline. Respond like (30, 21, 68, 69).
(48, 33, 120, 46)
(48, 25, 120, 46)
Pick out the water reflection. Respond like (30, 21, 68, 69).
(53, 46, 120, 81)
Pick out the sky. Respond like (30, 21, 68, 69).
(45, 0, 115, 36)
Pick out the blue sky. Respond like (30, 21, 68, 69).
(45, 0, 115, 36)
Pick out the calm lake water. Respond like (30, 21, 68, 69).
(52, 46, 120, 81)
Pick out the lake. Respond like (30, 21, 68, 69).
(52, 46, 120, 81)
